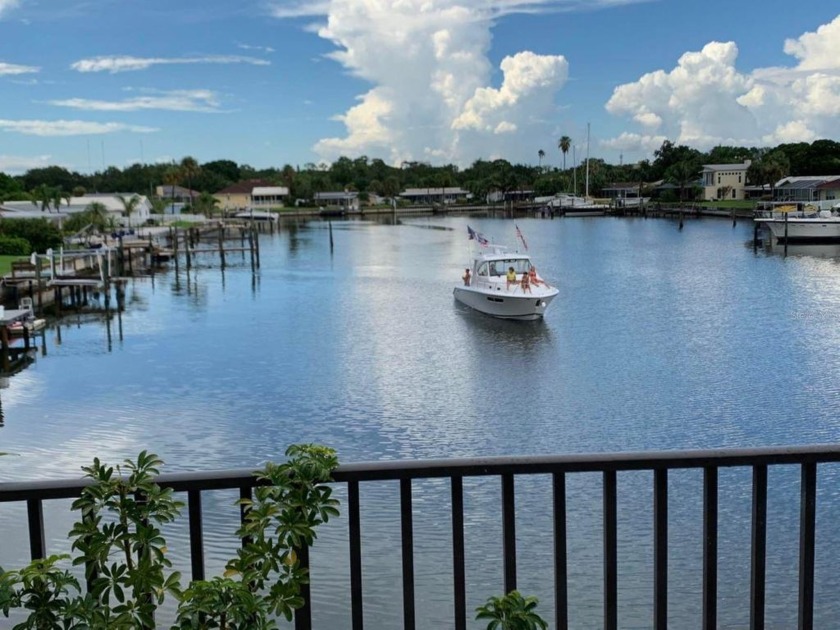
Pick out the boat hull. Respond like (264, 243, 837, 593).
(453, 286, 559, 320)
(757, 218, 840, 242)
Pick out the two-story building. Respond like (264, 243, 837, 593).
(701, 160, 751, 200)
(214, 180, 289, 212)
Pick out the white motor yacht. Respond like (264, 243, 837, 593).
(453, 246, 559, 320)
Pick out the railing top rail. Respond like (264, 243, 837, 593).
(3, 443, 840, 503)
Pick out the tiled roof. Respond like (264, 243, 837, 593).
(216, 180, 275, 195)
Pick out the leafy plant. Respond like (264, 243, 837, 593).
(172, 578, 273, 630)
(475, 590, 548, 630)
(1, 445, 340, 629)
(68, 450, 184, 628)
(178, 444, 340, 626)
(0, 554, 82, 630)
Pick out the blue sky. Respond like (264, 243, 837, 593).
(0, 0, 838, 174)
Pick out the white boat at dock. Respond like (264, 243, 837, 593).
(755, 204, 840, 242)
(538, 193, 609, 216)
(454, 243, 559, 321)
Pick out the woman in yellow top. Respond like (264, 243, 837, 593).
(506, 266, 517, 290)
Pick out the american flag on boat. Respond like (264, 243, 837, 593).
(467, 225, 489, 246)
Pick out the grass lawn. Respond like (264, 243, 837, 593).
(0, 255, 26, 276)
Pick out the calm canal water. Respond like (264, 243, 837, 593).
(2, 214, 840, 629)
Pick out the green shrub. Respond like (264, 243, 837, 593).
(1, 445, 340, 629)
(0, 235, 31, 256)
(0, 219, 62, 254)
(476, 591, 548, 630)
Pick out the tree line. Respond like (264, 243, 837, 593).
(1, 139, 838, 206)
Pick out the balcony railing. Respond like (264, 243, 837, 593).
(3, 444, 840, 630)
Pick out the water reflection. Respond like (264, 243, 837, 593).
(764, 242, 840, 259)
(454, 300, 554, 352)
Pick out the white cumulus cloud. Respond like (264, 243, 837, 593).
(0, 61, 38, 75)
(0, 154, 51, 174)
(275, 0, 620, 165)
(0, 0, 20, 19)
(48, 90, 224, 113)
(0, 119, 158, 136)
(605, 14, 840, 151)
(71, 55, 270, 73)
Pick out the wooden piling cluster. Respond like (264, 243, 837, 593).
(167, 221, 261, 272)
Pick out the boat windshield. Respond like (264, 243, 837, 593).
(477, 258, 531, 277)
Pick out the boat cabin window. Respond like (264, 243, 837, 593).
(477, 259, 531, 277)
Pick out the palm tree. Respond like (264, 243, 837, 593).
(558, 136, 571, 172)
(51, 189, 70, 213)
(85, 202, 108, 233)
(179, 156, 201, 208)
(148, 197, 169, 215)
(30, 184, 55, 213)
(665, 160, 701, 203)
(163, 167, 180, 212)
(194, 191, 220, 218)
(117, 194, 142, 227)
(538, 149, 545, 170)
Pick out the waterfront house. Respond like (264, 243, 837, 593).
(772, 175, 840, 207)
(214, 180, 289, 212)
(486, 189, 534, 204)
(0, 193, 152, 226)
(400, 187, 470, 205)
(155, 185, 199, 214)
(701, 160, 751, 200)
(315, 191, 360, 211)
(602, 182, 643, 201)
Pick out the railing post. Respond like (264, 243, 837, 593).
(702, 467, 718, 630)
(188, 489, 205, 582)
(26, 499, 45, 560)
(553, 472, 568, 630)
(750, 465, 767, 630)
(603, 470, 617, 630)
(451, 476, 466, 630)
(294, 544, 311, 630)
(349, 481, 364, 630)
(799, 463, 817, 630)
(502, 473, 517, 593)
(654, 469, 668, 630)
(400, 478, 415, 630)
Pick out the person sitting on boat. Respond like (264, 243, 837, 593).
(528, 266, 548, 287)
(520, 270, 532, 293)
(506, 266, 517, 290)
(462, 268, 471, 286)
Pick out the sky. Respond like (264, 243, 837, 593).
(0, 0, 839, 174)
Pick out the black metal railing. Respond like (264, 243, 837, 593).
(3, 444, 840, 630)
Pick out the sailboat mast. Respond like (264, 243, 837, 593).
(585, 122, 590, 199)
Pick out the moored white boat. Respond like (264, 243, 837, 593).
(755, 205, 840, 242)
(453, 245, 559, 320)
